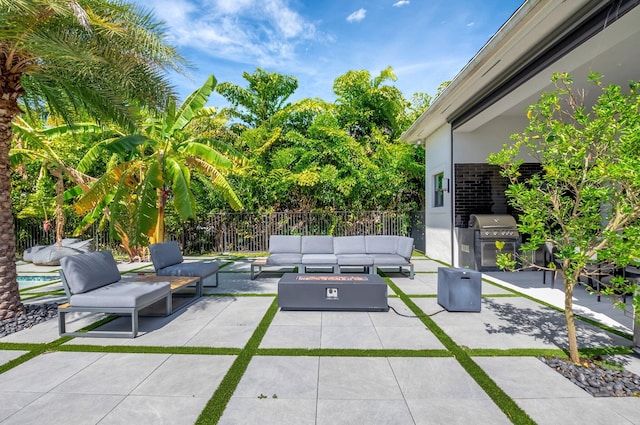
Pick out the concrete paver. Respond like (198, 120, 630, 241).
(3, 257, 640, 424)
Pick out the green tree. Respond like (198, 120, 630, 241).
(488, 72, 640, 363)
(333, 66, 408, 140)
(0, 0, 185, 319)
(216, 68, 299, 129)
(74, 75, 243, 247)
(11, 115, 100, 244)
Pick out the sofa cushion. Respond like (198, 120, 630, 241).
(149, 241, 184, 270)
(301, 253, 337, 264)
(333, 236, 366, 254)
(396, 237, 414, 260)
(269, 235, 301, 254)
(157, 260, 219, 278)
(370, 254, 410, 266)
(60, 250, 122, 295)
(267, 253, 302, 265)
(337, 254, 373, 266)
(70, 280, 170, 308)
(301, 236, 334, 254)
(365, 236, 398, 254)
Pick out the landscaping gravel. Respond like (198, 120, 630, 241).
(541, 356, 640, 397)
(0, 303, 58, 338)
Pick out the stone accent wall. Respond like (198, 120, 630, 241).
(454, 163, 541, 227)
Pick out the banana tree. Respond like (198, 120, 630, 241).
(74, 75, 243, 247)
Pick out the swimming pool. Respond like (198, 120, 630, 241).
(17, 275, 61, 289)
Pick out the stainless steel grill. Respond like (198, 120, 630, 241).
(468, 214, 520, 271)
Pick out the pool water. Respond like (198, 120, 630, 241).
(17, 275, 60, 289)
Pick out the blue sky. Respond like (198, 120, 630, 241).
(132, 0, 524, 104)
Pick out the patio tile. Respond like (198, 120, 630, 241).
(376, 326, 445, 349)
(219, 399, 316, 425)
(516, 398, 637, 425)
(234, 356, 319, 399)
(316, 399, 415, 425)
(367, 298, 425, 327)
(51, 353, 170, 395)
(407, 398, 512, 425)
(0, 351, 105, 392)
(131, 354, 235, 397)
(473, 356, 591, 399)
(0, 393, 124, 425)
(186, 324, 257, 347)
(204, 272, 278, 294)
(0, 350, 28, 366)
(321, 326, 383, 349)
(98, 395, 208, 425)
(270, 310, 322, 326)
(0, 392, 42, 422)
(413, 297, 629, 350)
(321, 311, 374, 327)
(317, 357, 403, 400)
(410, 258, 444, 273)
(260, 325, 321, 349)
(389, 357, 488, 400)
(391, 273, 437, 295)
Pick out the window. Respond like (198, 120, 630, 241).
(434, 172, 445, 208)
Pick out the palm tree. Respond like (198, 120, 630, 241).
(74, 75, 243, 247)
(0, 0, 185, 320)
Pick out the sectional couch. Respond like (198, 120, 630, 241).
(251, 235, 414, 279)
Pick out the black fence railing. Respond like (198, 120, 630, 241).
(15, 211, 424, 256)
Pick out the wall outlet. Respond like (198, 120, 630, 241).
(326, 287, 338, 299)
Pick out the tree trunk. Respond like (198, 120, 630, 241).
(563, 273, 580, 363)
(53, 168, 65, 246)
(0, 106, 23, 320)
(153, 188, 167, 243)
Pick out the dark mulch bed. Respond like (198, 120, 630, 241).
(0, 303, 59, 338)
(541, 356, 640, 397)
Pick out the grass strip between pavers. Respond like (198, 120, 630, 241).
(256, 348, 452, 357)
(56, 344, 242, 355)
(384, 276, 537, 425)
(195, 297, 279, 425)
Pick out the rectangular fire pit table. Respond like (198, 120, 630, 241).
(278, 273, 388, 311)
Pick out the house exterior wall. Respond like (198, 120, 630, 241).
(448, 111, 535, 267)
(424, 124, 453, 263)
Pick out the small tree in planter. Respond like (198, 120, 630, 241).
(488, 72, 640, 363)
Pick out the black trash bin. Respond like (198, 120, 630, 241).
(437, 267, 481, 312)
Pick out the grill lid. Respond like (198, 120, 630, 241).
(469, 214, 518, 229)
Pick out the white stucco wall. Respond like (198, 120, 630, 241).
(424, 124, 452, 264)
(453, 116, 532, 164)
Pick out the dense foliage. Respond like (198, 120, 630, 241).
(13, 67, 428, 241)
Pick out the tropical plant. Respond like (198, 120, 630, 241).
(216, 67, 299, 129)
(10, 115, 100, 243)
(0, 0, 185, 319)
(488, 72, 640, 363)
(333, 66, 408, 140)
(73, 75, 243, 248)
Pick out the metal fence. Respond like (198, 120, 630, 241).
(15, 211, 422, 256)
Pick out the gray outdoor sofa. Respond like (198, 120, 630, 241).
(149, 241, 220, 287)
(58, 250, 171, 338)
(251, 235, 414, 279)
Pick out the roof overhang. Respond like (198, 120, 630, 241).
(401, 0, 639, 143)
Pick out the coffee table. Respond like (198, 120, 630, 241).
(132, 275, 201, 315)
(278, 273, 388, 311)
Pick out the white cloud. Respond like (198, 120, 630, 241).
(393, 0, 410, 7)
(346, 8, 366, 23)
(143, 0, 320, 68)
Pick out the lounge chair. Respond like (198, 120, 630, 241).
(58, 250, 171, 338)
(149, 241, 220, 287)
